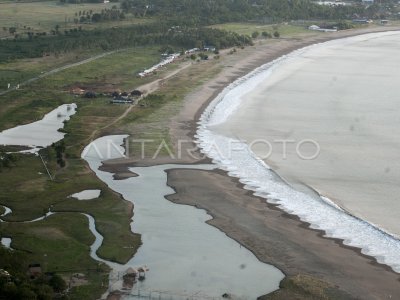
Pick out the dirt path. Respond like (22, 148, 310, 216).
(0, 49, 123, 96)
(135, 61, 192, 96)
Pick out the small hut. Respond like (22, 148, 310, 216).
(122, 267, 138, 289)
(27, 264, 42, 279)
(137, 267, 146, 281)
(71, 87, 85, 95)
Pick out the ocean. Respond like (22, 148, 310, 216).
(197, 31, 400, 273)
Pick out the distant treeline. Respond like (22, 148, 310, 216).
(0, 24, 251, 61)
(120, 0, 367, 24)
(0, 0, 384, 62)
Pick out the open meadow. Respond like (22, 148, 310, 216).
(0, 1, 152, 38)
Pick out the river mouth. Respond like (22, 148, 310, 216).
(82, 135, 284, 299)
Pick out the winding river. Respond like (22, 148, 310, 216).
(83, 135, 284, 299)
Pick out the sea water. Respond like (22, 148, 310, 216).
(197, 31, 400, 273)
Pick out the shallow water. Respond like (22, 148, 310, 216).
(1, 205, 12, 217)
(83, 135, 284, 299)
(0, 103, 77, 153)
(197, 31, 400, 273)
(1, 237, 12, 249)
(70, 190, 101, 200)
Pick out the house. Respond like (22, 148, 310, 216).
(308, 25, 337, 32)
(111, 91, 120, 98)
(185, 48, 199, 54)
(203, 46, 216, 52)
(28, 264, 42, 279)
(110, 99, 133, 104)
(352, 19, 372, 24)
(308, 25, 321, 30)
(71, 87, 85, 95)
(0, 269, 11, 281)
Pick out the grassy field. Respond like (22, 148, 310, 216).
(211, 22, 313, 38)
(0, 1, 152, 38)
(265, 274, 354, 300)
(211, 21, 400, 39)
(0, 50, 110, 92)
(0, 47, 161, 131)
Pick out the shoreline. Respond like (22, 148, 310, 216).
(102, 25, 400, 299)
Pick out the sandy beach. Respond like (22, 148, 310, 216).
(102, 25, 400, 299)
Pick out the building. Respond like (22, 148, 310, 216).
(27, 264, 42, 279)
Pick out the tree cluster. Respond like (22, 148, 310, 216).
(52, 141, 66, 168)
(72, 7, 126, 23)
(0, 23, 251, 62)
(0, 248, 67, 300)
(120, 0, 368, 24)
(0, 151, 17, 172)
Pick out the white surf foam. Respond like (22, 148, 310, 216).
(196, 31, 400, 273)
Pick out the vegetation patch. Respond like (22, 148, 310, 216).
(265, 274, 354, 300)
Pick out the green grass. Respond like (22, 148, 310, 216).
(0, 50, 114, 92)
(211, 22, 315, 38)
(0, 47, 161, 131)
(265, 274, 354, 300)
(0, 150, 140, 262)
(47, 47, 160, 90)
(1, 213, 110, 299)
(0, 1, 152, 38)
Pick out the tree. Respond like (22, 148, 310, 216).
(273, 31, 280, 38)
(92, 13, 102, 22)
(251, 31, 259, 38)
(262, 31, 271, 38)
(49, 274, 67, 293)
